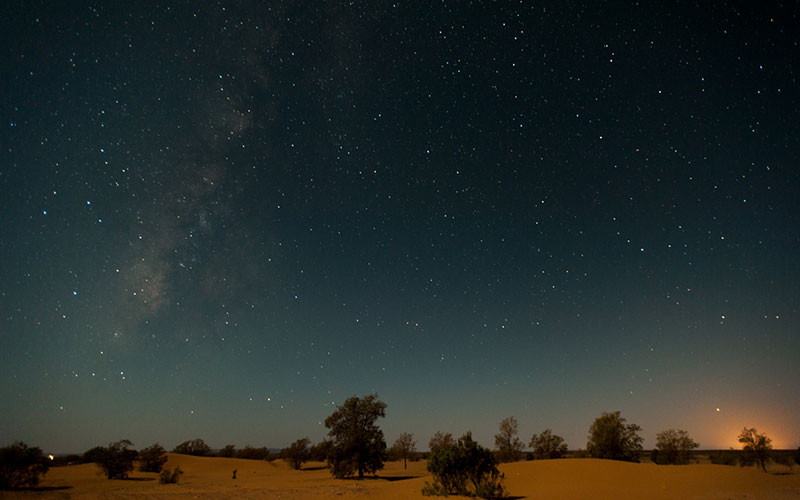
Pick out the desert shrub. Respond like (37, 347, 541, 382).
(281, 438, 310, 470)
(82, 446, 106, 464)
(795, 447, 800, 466)
(423, 432, 505, 499)
(173, 438, 211, 457)
(236, 446, 270, 460)
(738, 427, 772, 472)
(710, 449, 742, 466)
(159, 466, 182, 484)
(429, 432, 455, 455)
(217, 445, 236, 458)
(529, 429, 568, 459)
(773, 452, 794, 470)
(324, 394, 387, 478)
(138, 443, 167, 473)
(494, 417, 523, 463)
(95, 440, 138, 479)
(587, 411, 643, 462)
(0, 442, 51, 489)
(651, 429, 699, 465)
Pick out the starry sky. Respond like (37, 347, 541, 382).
(1, 1, 798, 454)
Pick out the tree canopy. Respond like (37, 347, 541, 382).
(529, 429, 568, 459)
(586, 411, 643, 462)
(738, 427, 772, 472)
(324, 393, 388, 478)
(494, 416, 523, 463)
(0, 442, 51, 490)
(652, 429, 698, 465)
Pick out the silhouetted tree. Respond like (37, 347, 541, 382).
(494, 416, 523, 463)
(429, 432, 455, 455)
(0, 442, 51, 489)
(738, 427, 772, 472)
(281, 438, 311, 470)
(82, 446, 106, 464)
(324, 393, 387, 478)
(96, 440, 138, 479)
(217, 444, 236, 458)
(529, 429, 568, 459)
(587, 411, 643, 462)
(138, 443, 167, 472)
(173, 438, 211, 457)
(390, 433, 417, 469)
(651, 429, 698, 465)
(423, 432, 505, 499)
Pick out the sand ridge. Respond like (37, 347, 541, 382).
(2, 455, 799, 499)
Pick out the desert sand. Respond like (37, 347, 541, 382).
(3, 455, 799, 499)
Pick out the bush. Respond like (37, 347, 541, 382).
(423, 432, 505, 499)
(235, 446, 270, 460)
(95, 440, 138, 479)
(710, 449, 748, 466)
(738, 427, 772, 472)
(159, 466, 182, 484)
(173, 438, 211, 457)
(281, 438, 310, 470)
(795, 447, 800, 466)
(494, 417, 523, 463)
(309, 440, 333, 462)
(587, 411, 643, 462)
(651, 429, 699, 465)
(217, 445, 236, 458)
(0, 442, 51, 489)
(138, 443, 167, 473)
(529, 429, 568, 459)
(82, 446, 106, 464)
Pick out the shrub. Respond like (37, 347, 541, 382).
(651, 429, 699, 465)
(159, 466, 183, 484)
(710, 449, 742, 466)
(281, 438, 311, 470)
(587, 411, 643, 462)
(217, 445, 236, 458)
(738, 427, 772, 472)
(173, 438, 211, 457)
(236, 446, 270, 460)
(0, 442, 51, 489)
(529, 429, 568, 459)
(95, 440, 138, 479)
(423, 432, 505, 499)
(428, 432, 455, 455)
(82, 446, 106, 464)
(138, 443, 167, 473)
(309, 440, 333, 462)
(795, 447, 800, 466)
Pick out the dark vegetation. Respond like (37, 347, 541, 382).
(173, 438, 211, 457)
(529, 429, 568, 459)
(587, 411, 643, 462)
(0, 442, 51, 489)
(423, 432, 505, 499)
(651, 429, 699, 465)
(138, 443, 167, 473)
(281, 438, 311, 470)
(159, 466, 182, 484)
(494, 417, 523, 463)
(235, 446, 270, 460)
(324, 393, 388, 478)
(94, 440, 138, 479)
(738, 427, 773, 472)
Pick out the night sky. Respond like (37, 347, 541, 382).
(2, 2, 798, 455)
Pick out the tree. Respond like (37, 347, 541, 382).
(391, 433, 417, 469)
(217, 444, 236, 458)
(587, 411, 643, 462)
(738, 427, 772, 472)
(309, 440, 333, 462)
(0, 442, 51, 489)
(82, 446, 106, 464)
(423, 432, 505, 499)
(281, 438, 311, 470)
(172, 438, 211, 457)
(651, 429, 699, 465)
(95, 440, 138, 479)
(324, 393, 388, 478)
(138, 443, 167, 472)
(235, 446, 270, 460)
(494, 416, 523, 463)
(429, 432, 455, 455)
(529, 429, 568, 459)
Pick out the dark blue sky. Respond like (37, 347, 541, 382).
(2, 1, 798, 454)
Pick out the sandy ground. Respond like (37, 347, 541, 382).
(2, 455, 799, 499)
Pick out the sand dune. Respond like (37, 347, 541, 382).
(2, 455, 798, 499)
